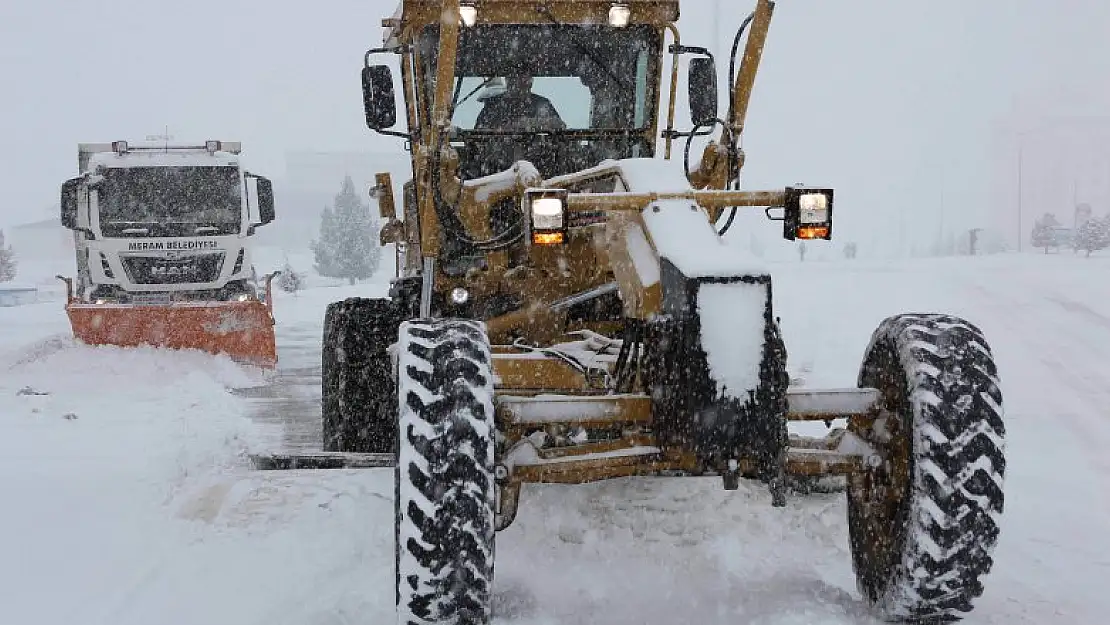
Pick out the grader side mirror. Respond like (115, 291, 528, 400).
(688, 57, 719, 127)
(362, 65, 397, 130)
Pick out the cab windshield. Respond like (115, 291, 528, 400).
(417, 23, 662, 177)
(97, 166, 242, 226)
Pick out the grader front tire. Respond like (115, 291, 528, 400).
(395, 319, 496, 625)
(850, 314, 1005, 622)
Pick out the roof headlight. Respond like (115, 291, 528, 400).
(459, 3, 478, 27)
(608, 3, 631, 27)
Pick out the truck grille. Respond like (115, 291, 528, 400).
(121, 253, 225, 284)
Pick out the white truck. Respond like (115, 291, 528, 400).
(58, 139, 281, 367)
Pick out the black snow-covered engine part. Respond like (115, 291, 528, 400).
(851, 313, 1005, 622)
(643, 260, 789, 480)
(321, 297, 401, 454)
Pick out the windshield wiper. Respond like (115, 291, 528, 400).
(455, 76, 497, 111)
(535, 7, 631, 92)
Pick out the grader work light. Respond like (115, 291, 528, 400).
(783, 186, 833, 240)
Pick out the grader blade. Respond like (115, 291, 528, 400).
(247, 387, 884, 474)
(250, 451, 394, 470)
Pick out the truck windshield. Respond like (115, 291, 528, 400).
(416, 23, 661, 177)
(97, 166, 242, 225)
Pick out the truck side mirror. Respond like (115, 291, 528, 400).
(688, 57, 719, 127)
(256, 177, 275, 225)
(61, 177, 81, 229)
(362, 65, 397, 130)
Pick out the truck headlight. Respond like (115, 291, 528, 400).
(783, 186, 834, 241)
(523, 188, 569, 245)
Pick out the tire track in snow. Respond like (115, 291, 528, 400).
(962, 283, 1110, 463)
(1045, 294, 1110, 333)
(958, 277, 1110, 621)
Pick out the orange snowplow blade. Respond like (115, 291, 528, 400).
(64, 300, 278, 368)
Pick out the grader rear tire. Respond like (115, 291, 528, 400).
(395, 319, 496, 625)
(321, 298, 400, 453)
(850, 314, 1005, 622)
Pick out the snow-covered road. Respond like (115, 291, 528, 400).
(1, 254, 1108, 624)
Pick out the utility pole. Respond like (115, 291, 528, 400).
(938, 184, 945, 256)
(714, 0, 723, 59)
(1017, 142, 1023, 253)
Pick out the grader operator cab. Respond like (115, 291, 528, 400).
(258, 1, 1007, 623)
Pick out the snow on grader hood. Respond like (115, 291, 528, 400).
(57, 140, 280, 368)
(254, 1, 1008, 624)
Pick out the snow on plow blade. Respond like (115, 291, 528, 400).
(65, 300, 278, 368)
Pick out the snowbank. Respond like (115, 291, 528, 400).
(0, 341, 276, 625)
(0, 265, 400, 625)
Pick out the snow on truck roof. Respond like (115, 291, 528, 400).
(84, 148, 241, 170)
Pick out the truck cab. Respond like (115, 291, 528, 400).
(60, 140, 275, 303)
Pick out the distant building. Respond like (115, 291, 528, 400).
(285, 150, 410, 197)
(1075, 203, 1093, 228)
(256, 150, 410, 251)
(7, 216, 70, 262)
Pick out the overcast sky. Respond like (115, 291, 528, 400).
(2, 0, 1109, 255)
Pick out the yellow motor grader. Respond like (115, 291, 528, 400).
(255, 1, 1006, 622)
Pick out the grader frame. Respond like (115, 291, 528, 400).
(259, 0, 875, 504)
(252, 3, 1008, 623)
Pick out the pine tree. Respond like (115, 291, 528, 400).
(1031, 213, 1061, 252)
(1075, 215, 1109, 257)
(311, 176, 381, 283)
(312, 206, 339, 276)
(277, 257, 303, 294)
(0, 229, 16, 282)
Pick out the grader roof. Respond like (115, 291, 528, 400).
(383, 0, 680, 44)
